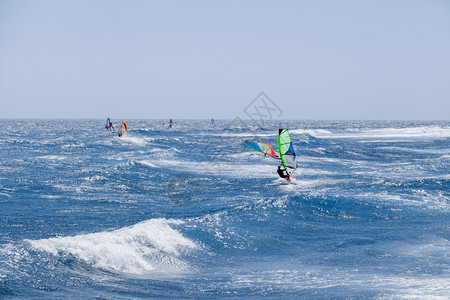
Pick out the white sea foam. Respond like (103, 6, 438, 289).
(119, 136, 150, 146)
(365, 126, 450, 138)
(137, 158, 275, 178)
(137, 159, 192, 171)
(61, 142, 86, 149)
(138, 160, 158, 168)
(27, 218, 198, 276)
(308, 125, 450, 139)
(359, 190, 449, 210)
(393, 236, 450, 259)
(378, 146, 450, 155)
(36, 155, 67, 160)
(83, 175, 107, 182)
(230, 267, 450, 299)
(289, 129, 334, 136)
(206, 125, 450, 140)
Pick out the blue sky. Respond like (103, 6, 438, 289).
(0, 0, 449, 119)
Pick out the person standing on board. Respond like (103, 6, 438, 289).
(118, 121, 127, 137)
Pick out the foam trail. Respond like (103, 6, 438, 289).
(119, 136, 149, 146)
(27, 218, 198, 276)
(36, 155, 67, 160)
(308, 125, 450, 139)
(288, 129, 334, 136)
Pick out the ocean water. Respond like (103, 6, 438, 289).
(0, 119, 449, 299)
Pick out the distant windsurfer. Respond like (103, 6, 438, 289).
(118, 121, 127, 137)
(169, 119, 173, 128)
(105, 118, 114, 131)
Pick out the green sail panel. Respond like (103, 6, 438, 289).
(278, 129, 298, 170)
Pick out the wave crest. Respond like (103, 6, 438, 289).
(27, 218, 198, 276)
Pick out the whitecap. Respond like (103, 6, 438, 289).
(27, 218, 198, 276)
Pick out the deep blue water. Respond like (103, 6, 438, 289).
(0, 119, 449, 298)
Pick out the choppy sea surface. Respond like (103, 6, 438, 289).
(0, 119, 449, 299)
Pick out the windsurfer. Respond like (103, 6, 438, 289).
(109, 122, 115, 131)
(277, 165, 292, 182)
(118, 121, 127, 137)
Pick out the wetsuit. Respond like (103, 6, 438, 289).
(277, 166, 289, 179)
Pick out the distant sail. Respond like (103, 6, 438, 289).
(105, 118, 115, 131)
(244, 139, 280, 158)
(120, 121, 127, 137)
(278, 129, 297, 170)
(169, 119, 173, 128)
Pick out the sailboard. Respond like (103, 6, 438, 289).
(244, 139, 280, 159)
(119, 121, 127, 137)
(278, 129, 298, 172)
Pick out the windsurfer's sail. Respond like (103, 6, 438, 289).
(120, 121, 127, 137)
(105, 118, 115, 131)
(278, 129, 297, 171)
(244, 139, 280, 158)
